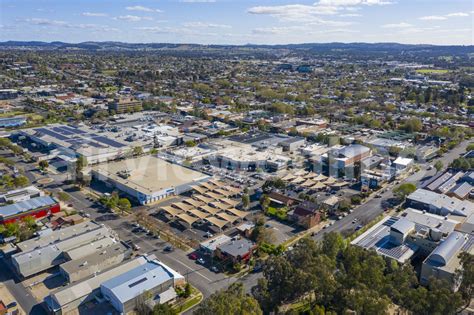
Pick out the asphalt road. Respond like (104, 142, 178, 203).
(314, 139, 471, 241)
(1, 140, 470, 314)
(61, 187, 237, 299)
(239, 140, 472, 294)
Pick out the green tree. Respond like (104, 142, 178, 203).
(401, 117, 423, 133)
(185, 140, 197, 147)
(21, 216, 36, 229)
(434, 160, 443, 172)
(152, 303, 177, 315)
(259, 195, 270, 211)
(321, 232, 346, 260)
(132, 146, 144, 156)
(184, 282, 192, 298)
(456, 253, 474, 309)
(117, 198, 132, 215)
(13, 176, 29, 188)
(75, 156, 88, 186)
(393, 183, 417, 200)
(425, 278, 463, 315)
(241, 194, 250, 210)
(39, 160, 49, 171)
(4, 222, 20, 237)
(195, 283, 262, 315)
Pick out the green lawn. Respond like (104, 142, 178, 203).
(101, 69, 117, 76)
(173, 293, 203, 314)
(267, 206, 288, 220)
(415, 69, 449, 74)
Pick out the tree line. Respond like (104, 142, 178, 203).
(194, 233, 473, 315)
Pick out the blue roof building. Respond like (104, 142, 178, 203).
(0, 116, 26, 128)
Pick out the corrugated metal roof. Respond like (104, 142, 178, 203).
(0, 195, 57, 218)
(428, 231, 467, 266)
(101, 261, 173, 303)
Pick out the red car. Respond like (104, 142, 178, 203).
(188, 253, 198, 260)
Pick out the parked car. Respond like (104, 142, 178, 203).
(6, 302, 17, 309)
(211, 266, 219, 273)
(197, 258, 205, 265)
(164, 245, 174, 252)
(355, 224, 363, 231)
(189, 253, 198, 260)
(132, 243, 140, 251)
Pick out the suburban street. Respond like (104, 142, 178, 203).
(314, 139, 471, 241)
(0, 140, 470, 314)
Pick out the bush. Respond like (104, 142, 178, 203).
(351, 195, 362, 205)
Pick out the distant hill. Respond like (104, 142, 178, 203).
(0, 41, 472, 57)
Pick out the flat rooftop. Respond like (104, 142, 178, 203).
(49, 256, 149, 308)
(92, 156, 209, 195)
(60, 241, 129, 276)
(16, 220, 103, 252)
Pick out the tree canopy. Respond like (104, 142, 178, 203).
(194, 283, 262, 315)
(249, 233, 465, 315)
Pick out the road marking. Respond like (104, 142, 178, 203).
(126, 229, 215, 282)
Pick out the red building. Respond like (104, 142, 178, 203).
(215, 238, 257, 264)
(0, 196, 60, 225)
(291, 201, 321, 229)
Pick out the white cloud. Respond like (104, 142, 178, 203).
(248, 4, 341, 21)
(418, 12, 469, 21)
(82, 12, 107, 17)
(183, 22, 231, 28)
(24, 18, 67, 26)
(419, 15, 447, 21)
(135, 26, 166, 33)
(126, 6, 162, 13)
(247, 0, 391, 21)
(446, 12, 469, 17)
(382, 22, 412, 28)
(317, 0, 392, 6)
(339, 13, 362, 17)
(252, 25, 358, 36)
(307, 18, 354, 26)
(22, 18, 118, 32)
(114, 15, 153, 22)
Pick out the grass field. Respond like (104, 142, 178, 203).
(267, 206, 288, 220)
(101, 69, 117, 76)
(415, 69, 449, 74)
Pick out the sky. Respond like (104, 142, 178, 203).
(0, 0, 472, 45)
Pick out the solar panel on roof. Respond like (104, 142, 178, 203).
(87, 141, 105, 148)
(62, 126, 87, 134)
(52, 127, 75, 136)
(35, 128, 69, 141)
(92, 136, 125, 148)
